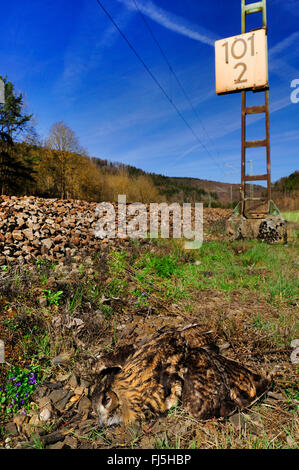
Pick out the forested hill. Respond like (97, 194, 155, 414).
(4, 140, 266, 208)
(273, 171, 299, 192)
(0, 75, 297, 210)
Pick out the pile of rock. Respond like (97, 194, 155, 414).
(0, 196, 232, 264)
(0, 196, 105, 264)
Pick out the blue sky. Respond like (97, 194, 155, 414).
(1, 0, 298, 184)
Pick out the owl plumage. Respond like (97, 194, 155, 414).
(181, 346, 270, 420)
(91, 326, 271, 426)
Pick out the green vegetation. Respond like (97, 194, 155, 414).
(0, 76, 35, 195)
(0, 363, 40, 415)
(125, 240, 299, 305)
(274, 171, 299, 192)
(0, 237, 298, 449)
(42, 289, 63, 306)
(281, 211, 299, 222)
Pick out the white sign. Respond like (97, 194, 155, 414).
(215, 29, 268, 94)
(0, 79, 4, 104)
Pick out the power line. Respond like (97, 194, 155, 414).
(95, 0, 223, 170)
(132, 0, 222, 167)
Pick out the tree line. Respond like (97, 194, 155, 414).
(0, 76, 224, 206)
(0, 76, 162, 203)
(3, 75, 295, 208)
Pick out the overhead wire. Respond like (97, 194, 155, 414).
(95, 0, 224, 170)
(132, 0, 223, 168)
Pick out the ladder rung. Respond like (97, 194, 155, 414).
(244, 197, 266, 201)
(244, 1, 264, 14)
(244, 174, 268, 181)
(245, 139, 267, 148)
(245, 105, 266, 115)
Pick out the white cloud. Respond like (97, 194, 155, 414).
(269, 31, 299, 58)
(269, 31, 299, 81)
(117, 0, 218, 46)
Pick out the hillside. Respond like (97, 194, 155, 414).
(94, 158, 298, 209)
(2, 141, 297, 209)
(93, 156, 266, 207)
(272, 171, 299, 211)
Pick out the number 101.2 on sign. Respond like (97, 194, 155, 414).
(215, 29, 268, 95)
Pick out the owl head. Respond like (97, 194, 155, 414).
(91, 366, 123, 427)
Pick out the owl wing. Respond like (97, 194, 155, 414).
(182, 348, 271, 420)
(100, 343, 136, 369)
(179, 324, 219, 353)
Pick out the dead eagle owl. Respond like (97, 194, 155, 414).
(91, 326, 271, 426)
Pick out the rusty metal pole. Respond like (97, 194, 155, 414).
(263, 0, 271, 206)
(225, 1, 287, 241)
(265, 89, 271, 203)
(240, 0, 270, 217)
(241, 91, 246, 212)
(241, 1, 246, 215)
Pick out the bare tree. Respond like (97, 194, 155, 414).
(46, 121, 85, 199)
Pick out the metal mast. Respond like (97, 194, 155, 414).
(241, 0, 271, 218)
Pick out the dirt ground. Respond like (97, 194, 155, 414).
(0, 213, 298, 450)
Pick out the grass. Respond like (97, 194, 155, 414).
(155, 432, 180, 449)
(127, 240, 299, 305)
(281, 210, 299, 222)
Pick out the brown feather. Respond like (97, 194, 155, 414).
(91, 326, 271, 426)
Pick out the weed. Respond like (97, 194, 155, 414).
(24, 436, 44, 449)
(127, 426, 142, 448)
(284, 388, 299, 402)
(108, 250, 128, 275)
(155, 432, 171, 449)
(136, 253, 179, 278)
(67, 288, 83, 313)
(100, 305, 114, 319)
(155, 432, 180, 449)
(42, 289, 63, 306)
(0, 363, 40, 415)
(2, 319, 19, 331)
(167, 403, 183, 417)
(86, 427, 111, 444)
(105, 278, 127, 298)
(132, 289, 150, 307)
(35, 259, 47, 268)
(190, 439, 198, 449)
